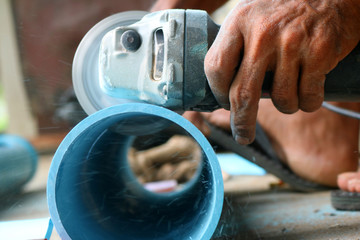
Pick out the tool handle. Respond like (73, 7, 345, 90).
(203, 42, 360, 110)
(261, 43, 360, 101)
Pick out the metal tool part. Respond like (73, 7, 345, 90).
(73, 9, 360, 115)
(72, 11, 148, 115)
(47, 103, 223, 240)
(73, 10, 220, 115)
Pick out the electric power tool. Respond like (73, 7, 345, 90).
(72, 9, 360, 115)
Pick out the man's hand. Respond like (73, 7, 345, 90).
(204, 0, 360, 144)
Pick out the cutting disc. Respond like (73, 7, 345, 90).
(72, 11, 147, 115)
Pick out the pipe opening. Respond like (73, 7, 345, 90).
(48, 104, 223, 240)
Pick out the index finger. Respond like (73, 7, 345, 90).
(229, 55, 268, 144)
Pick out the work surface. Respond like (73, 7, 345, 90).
(1, 155, 360, 240)
(215, 188, 360, 239)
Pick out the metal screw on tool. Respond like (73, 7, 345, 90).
(121, 30, 141, 52)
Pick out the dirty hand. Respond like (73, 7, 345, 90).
(204, 0, 360, 144)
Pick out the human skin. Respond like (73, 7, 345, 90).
(184, 102, 360, 187)
(204, 0, 360, 145)
(151, 0, 360, 191)
(338, 172, 360, 192)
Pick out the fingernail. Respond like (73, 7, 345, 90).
(234, 134, 251, 145)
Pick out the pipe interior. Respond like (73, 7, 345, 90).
(51, 108, 222, 240)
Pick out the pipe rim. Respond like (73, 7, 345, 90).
(47, 103, 223, 240)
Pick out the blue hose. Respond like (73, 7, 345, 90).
(0, 135, 38, 196)
(47, 103, 223, 240)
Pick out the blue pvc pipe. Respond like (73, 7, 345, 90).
(47, 103, 223, 240)
(0, 135, 38, 196)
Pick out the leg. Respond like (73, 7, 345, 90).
(257, 100, 360, 187)
(184, 101, 360, 189)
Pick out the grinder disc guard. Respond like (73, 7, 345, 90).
(72, 11, 147, 115)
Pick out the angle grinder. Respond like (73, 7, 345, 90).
(72, 9, 360, 115)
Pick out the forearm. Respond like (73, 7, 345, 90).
(150, 0, 228, 13)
